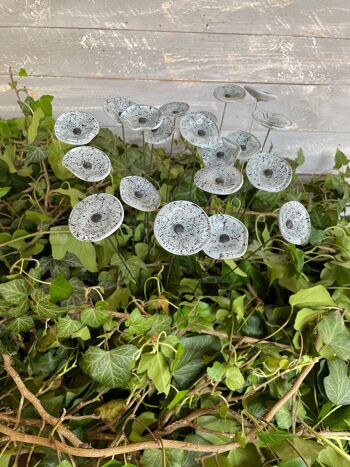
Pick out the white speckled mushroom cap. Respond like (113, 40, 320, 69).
(244, 85, 277, 102)
(62, 146, 111, 182)
(203, 214, 249, 259)
(159, 102, 189, 117)
(54, 111, 100, 145)
(225, 130, 262, 160)
(103, 97, 136, 124)
(119, 104, 162, 130)
(253, 110, 295, 130)
(144, 116, 174, 144)
(154, 201, 211, 256)
(201, 137, 241, 166)
(194, 165, 243, 195)
(246, 153, 292, 192)
(68, 193, 124, 242)
(278, 201, 311, 245)
(213, 84, 246, 102)
(119, 176, 160, 212)
(180, 112, 220, 148)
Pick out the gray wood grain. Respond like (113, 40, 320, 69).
(1, 27, 349, 84)
(0, 0, 349, 39)
(1, 76, 349, 132)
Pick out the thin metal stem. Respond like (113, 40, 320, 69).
(220, 102, 227, 132)
(165, 117, 176, 202)
(189, 146, 198, 201)
(239, 191, 257, 220)
(261, 128, 271, 152)
(149, 144, 154, 173)
(165, 255, 176, 289)
(107, 236, 136, 284)
(142, 130, 146, 172)
(122, 123, 128, 171)
(249, 101, 258, 132)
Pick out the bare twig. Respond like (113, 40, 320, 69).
(3, 355, 83, 448)
(0, 424, 241, 457)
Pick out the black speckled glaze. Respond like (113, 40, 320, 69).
(179, 112, 220, 148)
(120, 176, 160, 212)
(62, 146, 111, 182)
(213, 84, 246, 102)
(194, 165, 243, 195)
(225, 130, 262, 160)
(103, 97, 136, 124)
(246, 153, 292, 192)
(54, 111, 99, 145)
(201, 137, 241, 166)
(278, 201, 311, 245)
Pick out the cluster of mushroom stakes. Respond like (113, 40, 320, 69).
(54, 84, 311, 269)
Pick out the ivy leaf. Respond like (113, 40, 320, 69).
(124, 309, 153, 335)
(82, 345, 137, 388)
(289, 285, 335, 309)
(57, 317, 83, 338)
(31, 289, 69, 319)
(141, 448, 184, 467)
(294, 308, 326, 331)
(232, 295, 245, 322)
(28, 107, 44, 144)
(50, 226, 97, 272)
(173, 335, 221, 388)
(49, 272, 73, 302)
(0, 187, 10, 198)
(0, 279, 28, 305)
(6, 316, 34, 333)
(18, 67, 28, 77)
(324, 359, 350, 406)
(317, 311, 350, 360)
(317, 446, 350, 467)
(225, 365, 245, 391)
(334, 148, 348, 170)
(111, 254, 147, 284)
(24, 144, 48, 164)
(138, 352, 171, 395)
(81, 307, 110, 329)
(207, 361, 226, 383)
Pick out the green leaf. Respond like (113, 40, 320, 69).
(1, 145, 17, 173)
(0, 279, 28, 304)
(138, 352, 171, 395)
(49, 272, 73, 302)
(47, 139, 73, 180)
(275, 404, 292, 429)
(50, 226, 97, 272)
(24, 144, 48, 164)
(324, 359, 350, 405)
(111, 254, 147, 284)
(141, 448, 184, 467)
(294, 308, 325, 331)
(31, 289, 68, 319)
(81, 307, 110, 328)
(334, 148, 348, 169)
(57, 317, 83, 338)
(130, 411, 157, 442)
(28, 107, 44, 143)
(83, 345, 137, 388)
(207, 361, 226, 382)
(173, 335, 221, 388)
(0, 187, 10, 198)
(277, 460, 306, 467)
(227, 444, 262, 467)
(18, 67, 28, 77)
(95, 399, 126, 423)
(258, 429, 297, 446)
(71, 325, 91, 341)
(225, 365, 245, 391)
(232, 295, 245, 322)
(289, 285, 335, 309)
(6, 316, 34, 333)
(317, 446, 350, 467)
(55, 461, 72, 467)
(124, 308, 153, 335)
(318, 311, 350, 360)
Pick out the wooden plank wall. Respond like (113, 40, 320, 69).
(0, 0, 349, 172)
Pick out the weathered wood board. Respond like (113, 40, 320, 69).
(1, 27, 350, 84)
(1, 0, 349, 39)
(1, 77, 349, 133)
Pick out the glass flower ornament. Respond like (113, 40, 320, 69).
(201, 137, 241, 166)
(120, 176, 160, 212)
(144, 116, 173, 144)
(179, 112, 220, 148)
(68, 193, 124, 242)
(194, 165, 243, 195)
(119, 104, 162, 130)
(225, 130, 261, 160)
(213, 84, 246, 102)
(103, 97, 136, 124)
(253, 110, 294, 131)
(54, 111, 99, 145)
(244, 85, 277, 103)
(246, 153, 292, 192)
(62, 146, 111, 182)
(203, 214, 249, 259)
(154, 201, 211, 255)
(278, 201, 311, 245)
(159, 102, 189, 117)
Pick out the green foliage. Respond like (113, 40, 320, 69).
(0, 84, 349, 465)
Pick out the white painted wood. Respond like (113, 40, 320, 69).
(1, 27, 349, 84)
(0, 0, 349, 39)
(1, 77, 349, 133)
